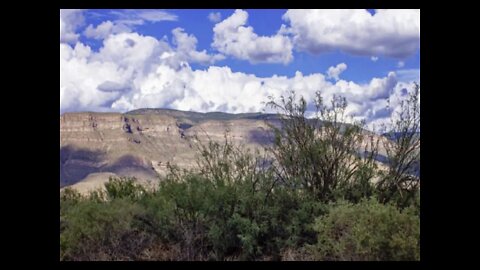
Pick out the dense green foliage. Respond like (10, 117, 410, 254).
(60, 87, 420, 261)
(309, 198, 420, 261)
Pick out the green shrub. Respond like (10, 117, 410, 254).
(59, 85, 421, 260)
(335, 162, 376, 203)
(104, 177, 145, 201)
(309, 198, 420, 261)
(377, 83, 420, 208)
(60, 198, 149, 260)
(60, 187, 82, 203)
(266, 91, 380, 202)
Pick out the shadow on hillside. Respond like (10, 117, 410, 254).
(103, 155, 158, 179)
(178, 123, 193, 130)
(248, 128, 275, 145)
(60, 147, 159, 188)
(359, 152, 419, 177)
(60, 146, 106, 187)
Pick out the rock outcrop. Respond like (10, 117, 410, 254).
(60, 108, 393, 192)
(60, 110, 277, 189)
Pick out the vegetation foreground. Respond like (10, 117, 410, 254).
(60, 87, 420, 261)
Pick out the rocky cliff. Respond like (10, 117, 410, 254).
(60, 110, 279, 193)
(60, 109, 394, 194)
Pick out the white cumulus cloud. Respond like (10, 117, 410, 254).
(212, 9, 293, 64)
(208, 12, 222, 23)
(61, 34, 414, 129)
(61, 39, 417, 129)
(60, 9, 85, 44)
(82, 9, 178, 41)
(396, 69, 420, 83)
(282, 9, 420, 59)
(83, 20, 131, 40)
(60, 9, 420, 131)
(327, 63, 347, 81)
(170, 28, 225, 66)
(110, 9, 178, 26)
(136, 10, 178, 22)
(93, 32, 169, 71)
(60, 42, 134, 113)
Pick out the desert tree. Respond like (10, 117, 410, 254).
(266, 91, 379, 202)
(377, 83, 420, 207)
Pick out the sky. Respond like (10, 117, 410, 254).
(60, 9, 420, 130)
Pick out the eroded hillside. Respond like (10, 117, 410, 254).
(60, 109, 396, 194)
(60, 110, 281, 193)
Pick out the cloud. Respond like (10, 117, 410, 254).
(396, 69, 420, 83)
(110, 9, 177, 26)
(93, 32, 170, 71)
(111, 66, 331, 114)
(212, 9, 293, 64)
(61, 36, 415, 129)
(60, 9, 85, 44)
(60, 28, 221, 113)
(364, 81, 419, 131)
(169, 28, 225, 66)
(108, 64, 411, 131)
(282, 9, 420, 59)
(60, 42, 133, 112)
(371, 56, 379, 62)
(208, 12, 222, 23)
(136, 10, 178, 22)
(397, 61, 405, 68)
(82, 10, 178, 41)
(83, 20, 132, 40)
(328, 71, 398, 119)
(60, 30, 184, 113)
(60, 10, 419, 130)
(97, 81, 131, 92)
(326, 63, 347, 81)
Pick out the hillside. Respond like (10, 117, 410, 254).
(60, 109, 284, 193)
(60, 109, 390, 194)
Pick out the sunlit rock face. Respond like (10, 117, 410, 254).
(60, 109, 280, 190)
(60, 108, 393, 194)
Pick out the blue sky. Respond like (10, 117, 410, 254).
(60, 9, 420, 130)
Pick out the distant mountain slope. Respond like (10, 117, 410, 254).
(60, 110, 280, 188)
(60, 108, 395, 191)
(126, 108, 281, 125)
(382, 132, 421, 141)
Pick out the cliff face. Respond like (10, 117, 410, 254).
(60, 109, 394, 194)
(60, 110, 276, 192)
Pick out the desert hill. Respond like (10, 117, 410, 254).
(60, 108, 391, 194)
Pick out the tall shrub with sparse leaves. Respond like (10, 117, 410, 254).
(266, 91, 379, 202)
(377, 83, 420, 207)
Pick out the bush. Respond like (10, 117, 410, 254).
(266, 91, 379, 202)
(377, 83, 420, 208)
(309, 198, 420, 261)
(104, 177, 145, 201)
(60, 187, 82, 203)
(60, 89, 420, 261)
(60, 198, 149, 260)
